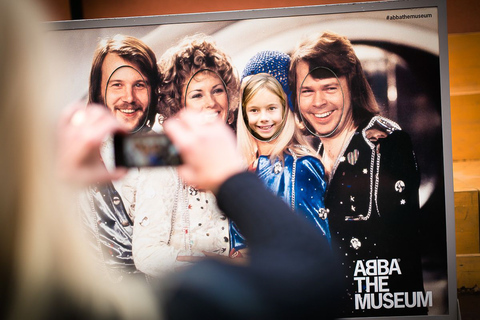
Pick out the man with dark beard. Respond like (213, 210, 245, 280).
(88, 34, 159, 132)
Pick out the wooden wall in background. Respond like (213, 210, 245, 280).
(449, 33, 480, 161)
(40, 0, 480, 162)
(450, 32, 480, 288)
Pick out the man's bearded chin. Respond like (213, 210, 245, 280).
(118, 102, 149, 132)
(132, 113, 149, 132)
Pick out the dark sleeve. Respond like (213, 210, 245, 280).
(377, 130, 420, 226)
(218, 172, 342, 319)
(217, 172, 326, 251)
(376, 131, 426, 297)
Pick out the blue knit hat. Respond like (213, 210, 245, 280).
(241, 50, 293, 110)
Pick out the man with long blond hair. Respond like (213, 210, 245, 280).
(290, 31, 426, 317)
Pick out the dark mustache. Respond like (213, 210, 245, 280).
(116, 102, 141, 109)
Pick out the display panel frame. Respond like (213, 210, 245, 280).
(49, 0, 456, 318)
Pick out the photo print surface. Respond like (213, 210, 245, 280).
(49, 0, 455, 318)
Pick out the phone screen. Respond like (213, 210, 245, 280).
(114, 132, 183, 167)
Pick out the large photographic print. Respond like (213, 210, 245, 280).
(49, 0, 455, 318)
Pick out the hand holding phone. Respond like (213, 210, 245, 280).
(57, 103, 128, 185)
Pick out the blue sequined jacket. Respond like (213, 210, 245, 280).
(230, 152, 330, 251)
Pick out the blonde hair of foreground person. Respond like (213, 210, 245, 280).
(0, 0, 159, 318)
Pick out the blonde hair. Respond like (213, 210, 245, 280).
(1, 0, 158, 318)
(289, 31, 379, 126)
(236, 73, 317, 166)
(88, 34, 159, 125)
(158, 34, 239, 121)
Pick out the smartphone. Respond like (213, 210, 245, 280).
(114, 132, 183, 167)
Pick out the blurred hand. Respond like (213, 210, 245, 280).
(163, 110, 243, 194)
(56, 102, 128, 186)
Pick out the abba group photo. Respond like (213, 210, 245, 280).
(50, 2, 452, 318)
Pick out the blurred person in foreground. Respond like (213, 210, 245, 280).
(1, 0, 341, 318)
(0, 0, 159, 318)
(161, 110, 341, 320)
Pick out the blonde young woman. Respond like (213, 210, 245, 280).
(231, 72, 330, 256)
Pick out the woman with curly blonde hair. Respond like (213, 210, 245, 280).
(132, 34, 240, 278)
(157, 34, 239, 125)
